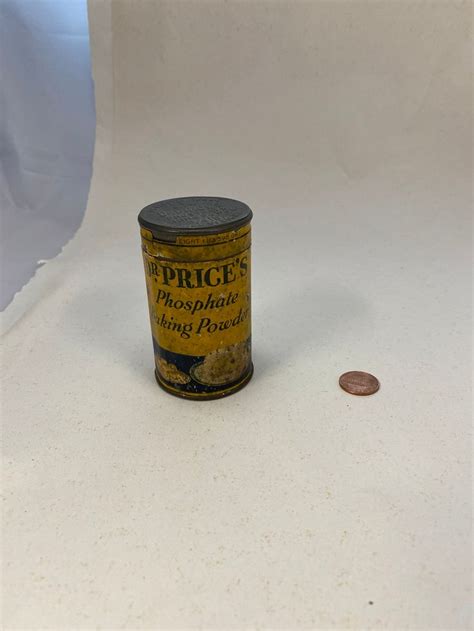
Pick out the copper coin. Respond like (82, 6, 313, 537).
(339, 371, 380, 396)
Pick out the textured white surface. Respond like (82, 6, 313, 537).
(2, 2, 472, 628)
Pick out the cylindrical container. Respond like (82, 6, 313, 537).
(138, 197, 253, 400)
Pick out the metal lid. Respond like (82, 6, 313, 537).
(138, 196, 252, 239)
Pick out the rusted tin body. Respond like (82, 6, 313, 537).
(138, 197, 253, 399)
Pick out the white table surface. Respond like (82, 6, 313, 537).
(2, 2, 471, 628)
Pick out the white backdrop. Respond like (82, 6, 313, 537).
(2, 2, 471, 628)
(0, 0, 95, 309)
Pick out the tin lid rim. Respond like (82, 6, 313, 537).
(137, 196, 253, 237)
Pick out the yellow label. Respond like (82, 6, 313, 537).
(142, 229, 251, 358)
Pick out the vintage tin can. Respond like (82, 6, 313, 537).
(138, 197, 253, 400)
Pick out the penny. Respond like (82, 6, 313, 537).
(339, 371, 380, 396)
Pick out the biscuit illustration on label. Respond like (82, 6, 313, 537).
(157, 357, 191, 384)
(191, 340, 250, 386)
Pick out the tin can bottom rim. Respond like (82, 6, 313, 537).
(155, 363, 254, 400)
